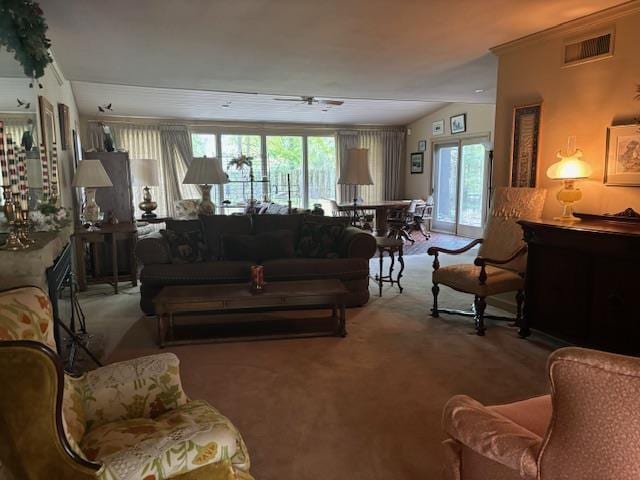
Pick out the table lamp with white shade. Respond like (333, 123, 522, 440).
(131, 158, 160, 219)
(72, 159, 113, 227)
(182, 157, 229, 215)
(546, 137, 592, 222)
(337, 148, 373, 226)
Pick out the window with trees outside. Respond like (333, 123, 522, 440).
(190, 131, 336, 210)
(266, 136, 303, 207)
(221, 134, 263, 205)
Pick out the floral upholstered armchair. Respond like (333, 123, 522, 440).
(0, 286, 253, 480)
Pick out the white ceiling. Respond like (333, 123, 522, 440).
(35, 0, 626, 124)
(71, 81, 448, 125)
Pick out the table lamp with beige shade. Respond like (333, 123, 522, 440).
(546, 137, 592, 222)
(72, 159, 113, 228)
(131, 158, 160, 219)
(338, 148, 373, 226)
(182, 157, 229, 215)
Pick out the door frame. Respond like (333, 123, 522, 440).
(430, 133, 492, 237)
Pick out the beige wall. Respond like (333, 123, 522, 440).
(493, 6, 640, 218)
(404, 103, 495, 198)
(37, 57, 81, 209)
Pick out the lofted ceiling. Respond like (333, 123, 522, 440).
(70, 81, 448, 125)
(34, 0, 626, 124)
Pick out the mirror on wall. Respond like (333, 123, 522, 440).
(0, 49, 45, 211)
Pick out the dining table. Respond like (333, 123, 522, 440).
(337, 200, 422, 235)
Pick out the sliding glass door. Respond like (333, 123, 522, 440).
(432, 137, 490, 237)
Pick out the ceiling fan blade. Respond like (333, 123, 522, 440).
(319, 100, 344, 106)
(273, 98, 303, 102)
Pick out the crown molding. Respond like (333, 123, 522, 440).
(490, 0, 640, 55)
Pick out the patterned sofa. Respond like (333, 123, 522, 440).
(136, 214, 376, 315)
(0, 286, 253, 480)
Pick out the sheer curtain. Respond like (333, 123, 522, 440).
(86, 122, 168, 216)
(337, 129, 405, 203)
(160, 125, 199, 215)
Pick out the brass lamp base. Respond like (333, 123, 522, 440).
(139, 186, 157, 219)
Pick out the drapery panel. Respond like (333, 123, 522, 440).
(160, 125, 199, 216)
(337, 129, 405, 203)
(86, 122, 199, 217)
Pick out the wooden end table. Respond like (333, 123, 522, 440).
(73, 223, 138, 294)
(152, 279, 348, 346)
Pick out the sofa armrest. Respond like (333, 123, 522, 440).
(443, 395, 540, 479)
(135, 232, 171, 265)
(80, 353, 189, 430)
(339, 226, 376, 259)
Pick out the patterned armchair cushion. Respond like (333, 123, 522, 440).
(80, 400, 252, 480)
(80, 353, 189, 431)
(0, 286, 56, 350)
(433, 264, 524, 297)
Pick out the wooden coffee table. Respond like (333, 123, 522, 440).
(153, 279, 348, 346)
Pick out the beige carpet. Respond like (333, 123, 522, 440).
(80, 251, 555, 480)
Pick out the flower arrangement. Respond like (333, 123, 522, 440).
(228, 154, 253, 170)
(29, 199, 71, 232)
(0, 0, 52, 79)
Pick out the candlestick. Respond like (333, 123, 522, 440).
(6, 135, 18, 195)
(50, 143, 59, 201)
(17, 148, 28, 206)
(40, 144, 50, 200)
(0, 195, 24, 251)
(0, 121, 7, 183)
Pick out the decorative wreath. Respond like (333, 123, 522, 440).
(0, 0, 52, 79)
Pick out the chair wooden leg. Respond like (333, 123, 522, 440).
(475, 297, 486, 336)
(431, 283, 440, 317)
(515, 290, 524, 326)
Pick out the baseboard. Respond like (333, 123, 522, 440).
(487, 295, 516, 314)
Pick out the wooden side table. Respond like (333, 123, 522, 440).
(374, 237, 404, 297)
(73, 223, 138, 294)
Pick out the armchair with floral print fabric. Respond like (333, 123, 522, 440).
(0, 286, 253, 480)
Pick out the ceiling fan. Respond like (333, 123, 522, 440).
(273, 95, 344, 106)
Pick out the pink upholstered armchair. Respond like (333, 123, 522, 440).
(442, 347, 640, 480)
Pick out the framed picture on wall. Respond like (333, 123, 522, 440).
(432, 119, 444, 136)
(418, 140, 427, 152)
(57, 103, 71, 150)
(410, 152, 424, 174)
(604, 124, 640, 186)
(450, 114, 466, 134)
(510, 103, 542, 187)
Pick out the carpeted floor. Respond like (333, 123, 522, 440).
(79, 250, 555, 480)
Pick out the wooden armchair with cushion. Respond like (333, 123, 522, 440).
(442, 347, 640, 480)
(427, 187, 546, 335)
(0, 286, 253, 480)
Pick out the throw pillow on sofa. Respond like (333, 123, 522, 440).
(222, 229, 295, 262)
(160, 229, 207, 264)
(296, 221, 345, 259)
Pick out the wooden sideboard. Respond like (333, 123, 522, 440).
(519, 213, 640, 355)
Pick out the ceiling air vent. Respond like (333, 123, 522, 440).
(563, 30, 614, 67)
